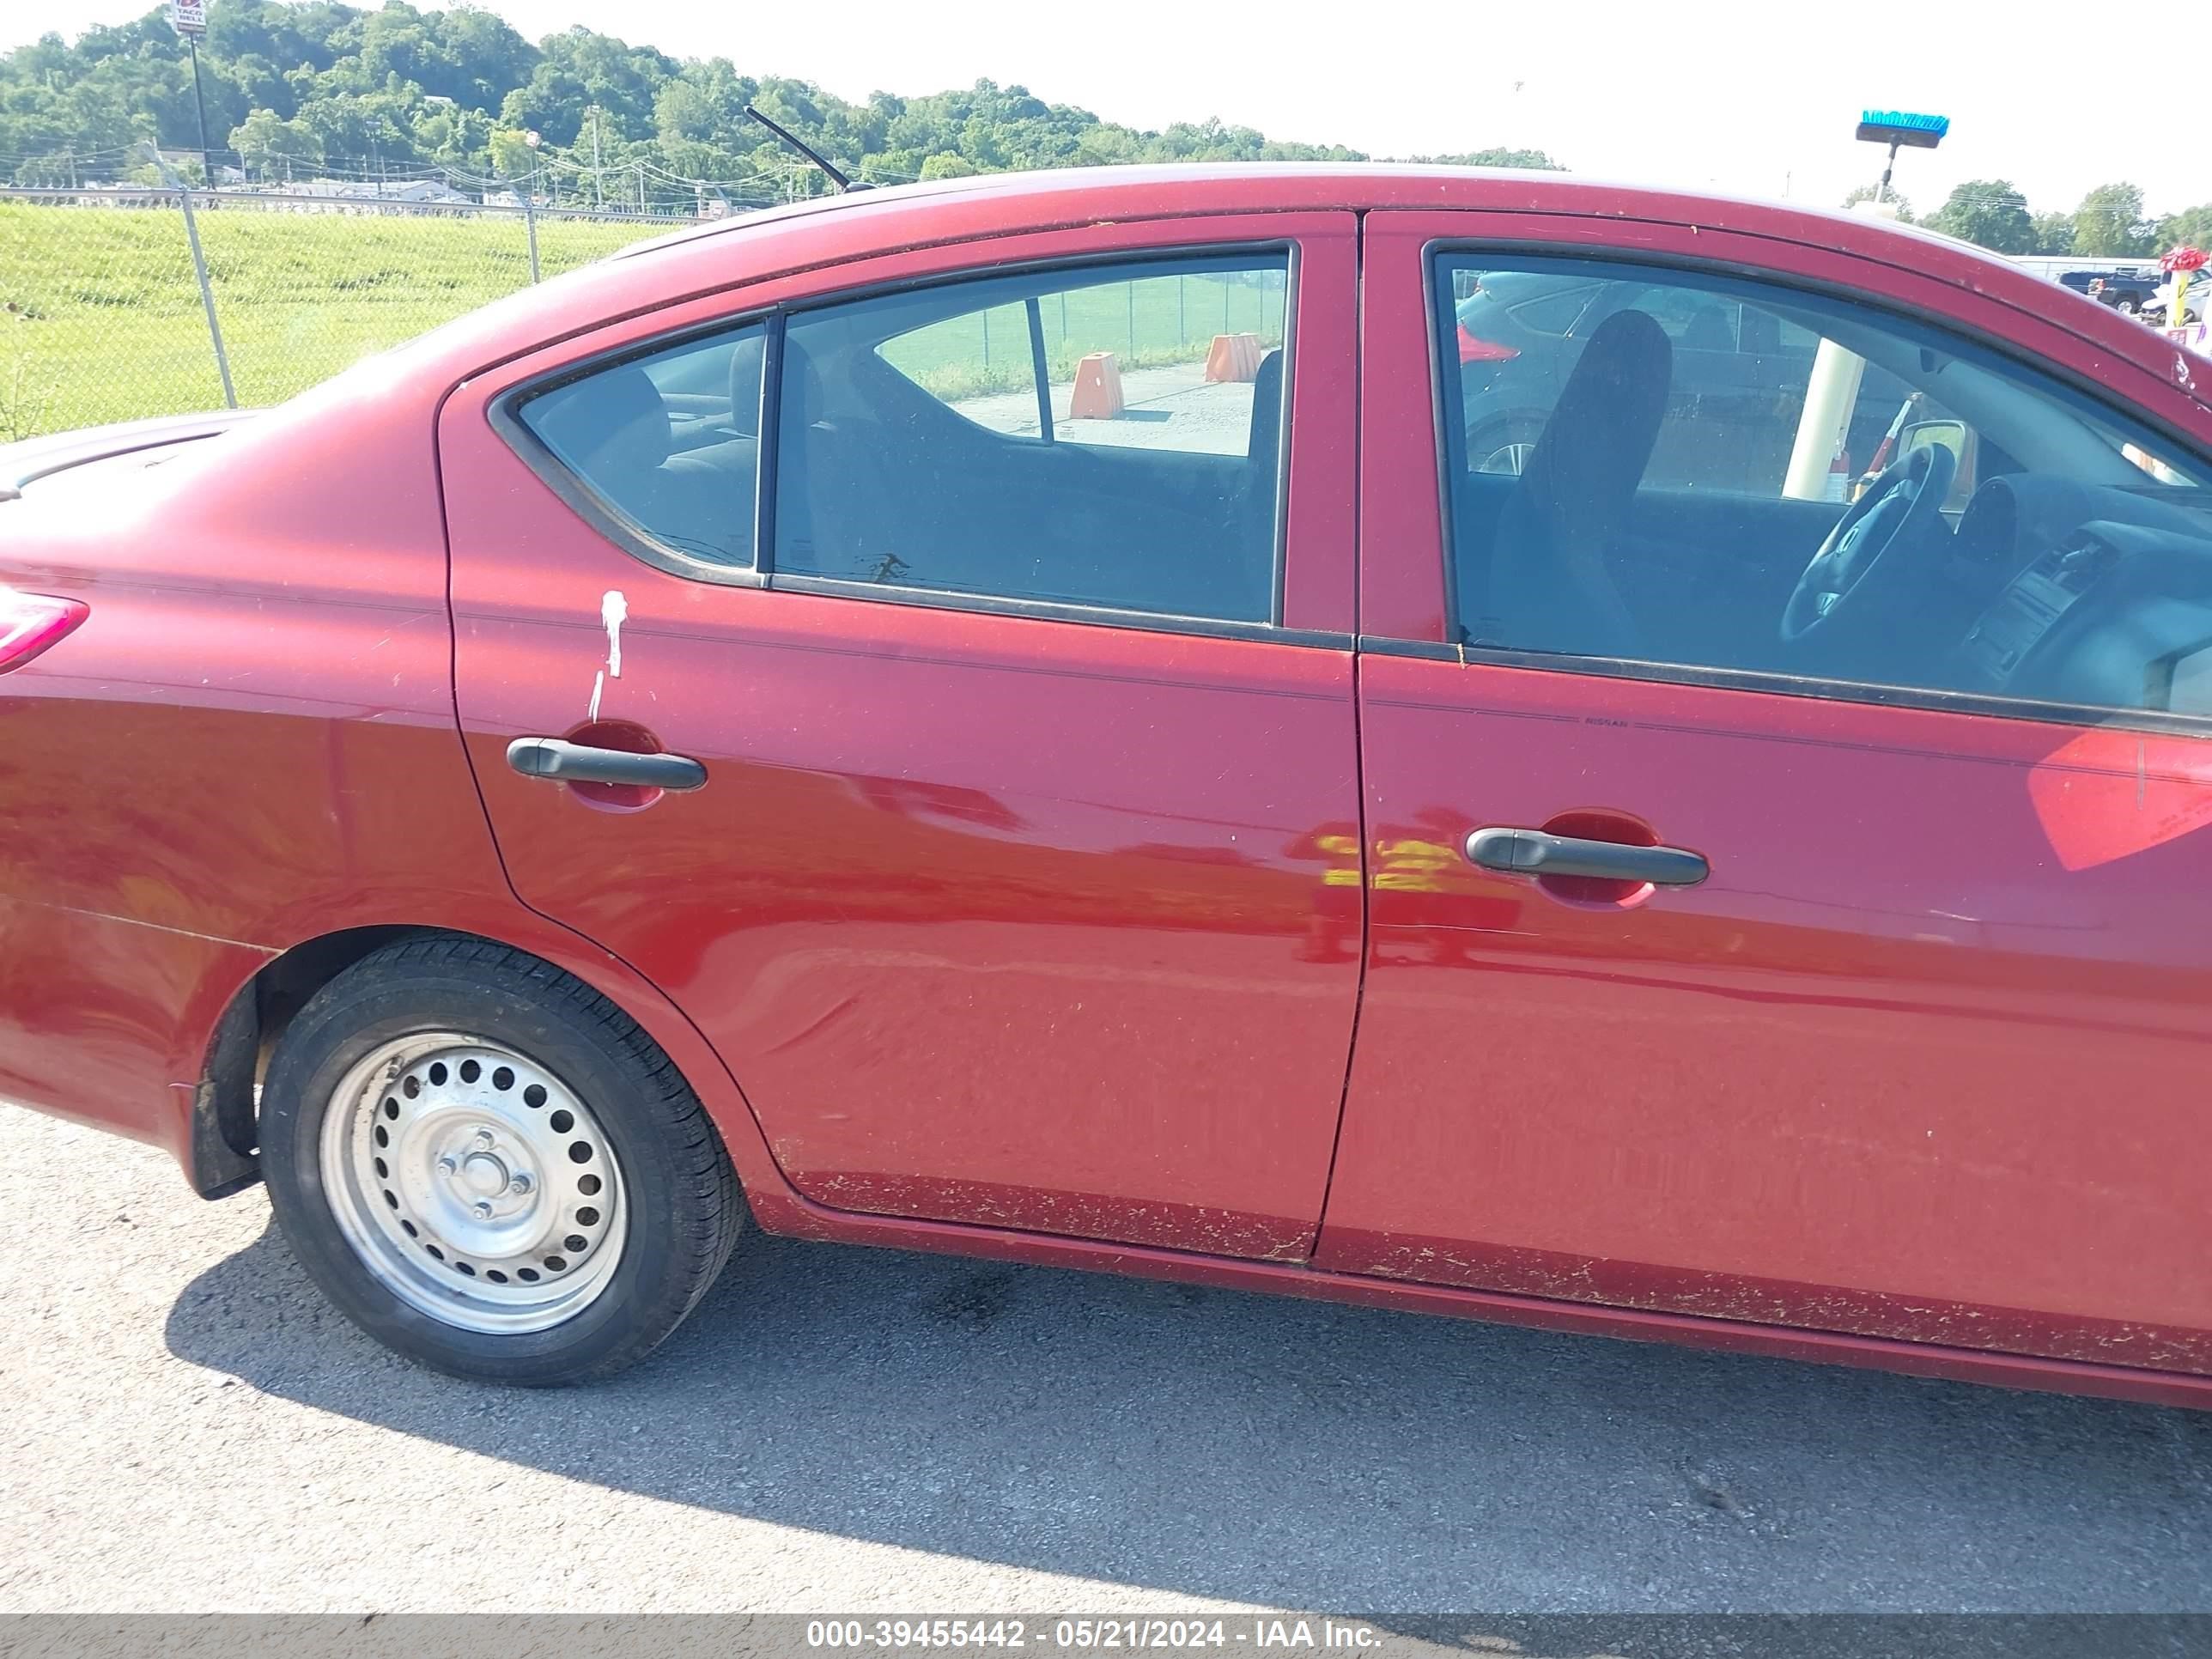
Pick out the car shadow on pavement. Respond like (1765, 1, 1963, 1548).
(165, 1218, 2212, 1610)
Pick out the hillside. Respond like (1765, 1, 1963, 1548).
(0, 1, 1559, 204)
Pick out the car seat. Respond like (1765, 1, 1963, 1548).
(1486, 310, 1672, 659)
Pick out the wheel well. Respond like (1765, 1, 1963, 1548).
(252, 926, 428, 1048)
(188, 924, 434, 1198)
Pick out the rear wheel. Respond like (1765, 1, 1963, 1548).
(260, 935, 744, 1384)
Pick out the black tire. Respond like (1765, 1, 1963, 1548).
(259, 933, 744, 1385)
(2115, 296, 2142, 317)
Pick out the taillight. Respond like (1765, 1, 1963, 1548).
(0, 590, 89, 673)
(1457, 325, 1521, 364)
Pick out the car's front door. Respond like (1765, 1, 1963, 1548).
(442, 216, 1364, 1260)
(1320, 210, 2212, 1371)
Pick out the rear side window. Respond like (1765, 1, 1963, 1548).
(516, 322, 765, 568)
(774, 252, 1291, 622)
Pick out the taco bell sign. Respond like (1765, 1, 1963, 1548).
(168, 0, 208, 36)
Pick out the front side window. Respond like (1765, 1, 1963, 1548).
(516, 322, 765, 569)
(1434, 253, 2212, 722)
(775, 252, 1291, 622)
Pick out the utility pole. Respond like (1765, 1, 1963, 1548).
(589, 105, 603, 209)
(187, 36, 213, 181)
(167, 0, 215, 183)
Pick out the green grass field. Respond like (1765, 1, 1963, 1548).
(0, 203, 1290, 441)
(0, 201, 666, 440)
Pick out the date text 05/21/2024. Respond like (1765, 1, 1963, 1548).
(805, 1621, 1384, 1651)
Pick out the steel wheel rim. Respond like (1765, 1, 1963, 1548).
(1479, 441, 1535, 476)
(318, 1032, 627, 1334)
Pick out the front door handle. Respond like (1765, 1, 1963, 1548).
(1464, 826, 1708, 887)
(506, 737, 708, 792)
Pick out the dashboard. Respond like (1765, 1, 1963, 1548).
(1943, 475, 2212, 720)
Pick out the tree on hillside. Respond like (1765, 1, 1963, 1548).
(2028, 210, 2075, 255)
(292, 86, 416, 169)
(2159, 204, 2212, 253)
(2075, 182, 2155, 257)
(1409, 148, 1563, 170)
(486, 123, 536, 182)
(0, 3, 1567, 210)
(1842, 183, 1912, 222)
(228, 106, 323, 179)
(1927, 179, 2033, 252)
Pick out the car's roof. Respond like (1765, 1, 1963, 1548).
(611, 162, 1979, 269)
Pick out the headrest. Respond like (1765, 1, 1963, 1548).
(532, 362, 672, 475)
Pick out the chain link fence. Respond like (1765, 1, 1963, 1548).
(0, 188, 678, 441)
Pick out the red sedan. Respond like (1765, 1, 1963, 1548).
(5, 166, 2212, 1400)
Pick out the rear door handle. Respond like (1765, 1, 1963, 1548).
(506, 738, 708, 792)
(1464, 826, 1708, 887)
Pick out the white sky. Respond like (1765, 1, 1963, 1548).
(3, 0, 2185, 217)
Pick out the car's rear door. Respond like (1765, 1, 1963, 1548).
(1320, 209, 2212, 1372)
(441, 214, 1364, 1260)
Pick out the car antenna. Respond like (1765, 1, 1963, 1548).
(743, 105, 867, 192)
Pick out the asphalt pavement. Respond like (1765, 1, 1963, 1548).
(2, 1102, 2209, 1614)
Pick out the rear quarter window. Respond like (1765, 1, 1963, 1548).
(515, 322, 765, 569)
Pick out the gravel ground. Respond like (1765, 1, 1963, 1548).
(951, 364, 1259, 453)
(3, 1102, 2209, 1614)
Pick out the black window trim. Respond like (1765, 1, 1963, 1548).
(490, 241, 1306, 646)
(1412, 237, 2212, 738)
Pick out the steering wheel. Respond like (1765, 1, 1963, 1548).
(1779, 442, 1957, 648)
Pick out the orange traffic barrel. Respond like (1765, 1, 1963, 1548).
(1070, 351, 1125, 418)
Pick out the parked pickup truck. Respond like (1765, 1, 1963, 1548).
(2055, 267, 2190, 319)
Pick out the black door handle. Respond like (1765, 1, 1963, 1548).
(506, 737, 708, 792)
(1464, 826, 1708, 887)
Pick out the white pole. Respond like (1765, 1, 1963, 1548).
(1784, 338, 1867, 501)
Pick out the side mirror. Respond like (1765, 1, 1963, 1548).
(1899, 419, 1977, 511)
